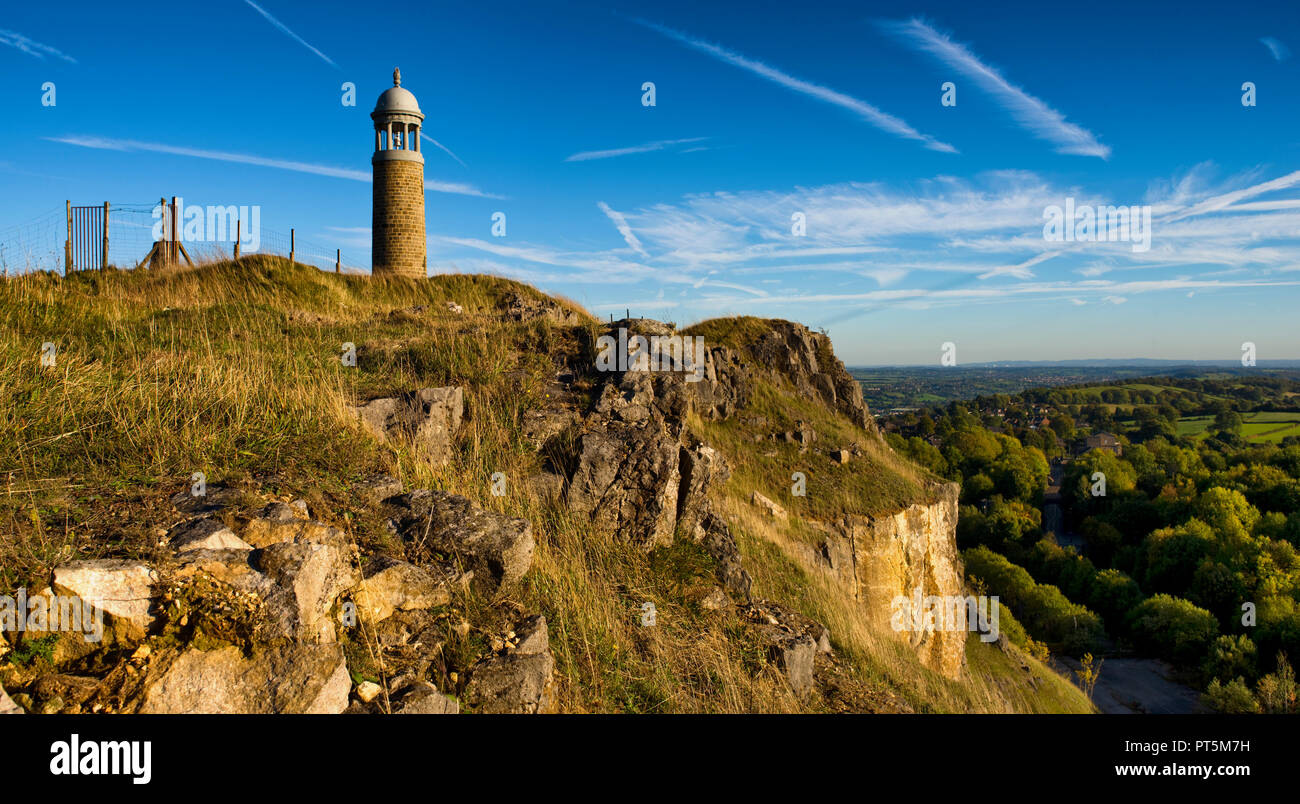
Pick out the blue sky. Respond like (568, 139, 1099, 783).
(2, 0, 1299, 364)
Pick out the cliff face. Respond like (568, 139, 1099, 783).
(836, 485, 965, 679)
(588, 317, 965, 679)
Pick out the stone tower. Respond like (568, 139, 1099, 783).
(371, 68, 426, 278)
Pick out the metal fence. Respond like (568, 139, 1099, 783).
(0, 198, 368, 276)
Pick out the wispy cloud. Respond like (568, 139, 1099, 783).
(978, 250, 1059, 280)
(1261, 37, 1291, 61)
(420, 133, 468, 168)
(0, 28, 76, 63)
(47, 135, 499, 198)
(597, 202, 650, 258)
(566, 137, 707, 162)
(1162, 168, 1300, 222)
(634, 19, 957, 154)
(244, 1, 337, 68)
(421, 164, 1300, 336)
(882, 18, 1110, 158)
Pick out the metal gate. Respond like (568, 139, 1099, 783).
(66, 202, 108, 272)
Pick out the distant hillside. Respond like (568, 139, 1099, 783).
(853, 365, 1300, 411)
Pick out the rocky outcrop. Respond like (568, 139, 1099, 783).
(501, 290, 584, 326)
(567, 414, 683, 549)
(744, 321, 875, 434)
(241, 501, 350, 552)
(732, 601, 832, 696)
(560, 320, 751, 550)
(390, 680, 459, 714)
(677, 445, 729, 539)
(699, 513, 752, 602)
(751, 491, 788, 520)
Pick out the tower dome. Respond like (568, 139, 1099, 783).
(370, 67, 426, 278)
(373, 69, 423, 116)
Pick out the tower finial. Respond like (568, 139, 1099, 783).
(393, 67, 401, 87)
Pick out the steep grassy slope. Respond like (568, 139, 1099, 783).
(0, 258, 1092, 712)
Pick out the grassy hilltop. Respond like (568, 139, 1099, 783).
(0, 257, 1092, 713)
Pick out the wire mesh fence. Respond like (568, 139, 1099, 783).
(0, 201, 371, 277)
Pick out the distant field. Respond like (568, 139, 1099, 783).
(1177, 412, 1300, 442)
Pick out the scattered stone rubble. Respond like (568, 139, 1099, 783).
(2, 475, 555, 715)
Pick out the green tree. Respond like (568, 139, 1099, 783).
(1213, 409, 1244, 435)
(1127, 594, 1219, 665)
(1202, 634, 1257, 684)
(1202, 677, 1260, 713)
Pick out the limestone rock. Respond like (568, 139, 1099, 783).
(501, 290, 583, 326)
(242, 502, 350, 552)
(354, 555, 452, 623)
(351, 386, 463, 465)
(743, 600, 828, 694)
(751, 491, 787, 520)
(464, 652, 556, 714)
(355, 474, 403, 504)
(701, 513, 752, 602)
(566, 416, 681, 549)
(0, 684, 21, 715)
(510, 614, 550, 655)
(521, 408, 580, 451)
(253, 542, 357, 643)
(175, 548, 262, 586)
(138, 643, 351, 714)
(701, 588, 730, 611)
(764, 631, 816, 696)
(387, 490, 533, 594)
(677, 445, 729, 539)
(168, 517, 253, 553)
(355, 681, 382, 703)
(837, 483, 964, 679)
(594, 319, 751, 422)
(30, 674, 101, 713)
(392, 681, 459, 714)
(745, 320, 876, 434)
(52, 559, 158, 641)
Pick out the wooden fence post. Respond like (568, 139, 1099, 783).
(235, 219, 241, 259)
(290, 228, 295, 265)
(336, 249, 340, 273)
(102, 202, 109, 271)
(64, 200, 72, 273)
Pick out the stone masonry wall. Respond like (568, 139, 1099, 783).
(372, 159, 426, 278)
